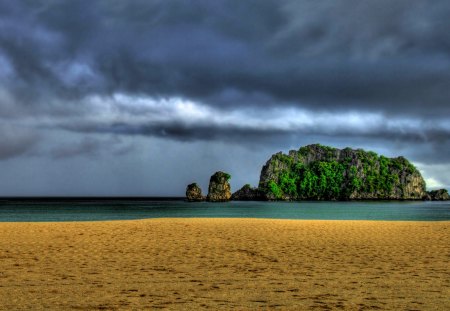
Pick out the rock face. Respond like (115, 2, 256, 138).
(186, 183, 204, 202)
(258, 144, 426, 200)
(207, 171, 232, 202)
(231, 184, 264, 201)
(425, 189, 450, 201)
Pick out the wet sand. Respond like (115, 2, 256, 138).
(0, 218, 448, 310)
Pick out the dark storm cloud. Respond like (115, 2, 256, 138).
(48, 113, 450, 164)
(1, 0, 450, 113)
(0, 0, 449, 164)
(57, 120, 290, 144)
(56, 118, 450, 145)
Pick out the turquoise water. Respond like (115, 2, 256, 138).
(0, 200, 449, 222)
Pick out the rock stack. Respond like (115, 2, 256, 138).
(207, 171, 232, 202)
(185, 183, 205, 202)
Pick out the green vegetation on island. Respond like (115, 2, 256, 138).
(186, 144, 448, 202)
(258, 144, 426, 200)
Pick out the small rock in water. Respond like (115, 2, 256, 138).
(186, 183, 205, 202)
(425, 189, 450, 201)
(231, 184, 264, 201)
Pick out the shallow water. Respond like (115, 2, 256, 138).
(0, 200, 449, 222)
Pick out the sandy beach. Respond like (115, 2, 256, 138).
(0, 218, 448, 310)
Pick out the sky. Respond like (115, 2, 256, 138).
(0, 0, 449, 196)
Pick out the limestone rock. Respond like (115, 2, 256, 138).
(425, 189, 450, 201)
(207, 171, 231, 202)
(258, 144, 426, 200)
(231, 184, 264, 201)
(186, 183, 205, 202)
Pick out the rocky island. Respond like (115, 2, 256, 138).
(257, 144, 427, 200)
(186, 144, 449, 201)
(207, 171, 232, 202)
(185, 183, 204, 202)
(187, 171, 232, 202)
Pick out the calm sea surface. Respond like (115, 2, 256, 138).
(0, 200, 449, 222)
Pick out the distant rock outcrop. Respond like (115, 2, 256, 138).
(425, 189, 450, 201)
(207, 171, 232, 202)
(186, 183, 205, 202)
(185, 144, 445, 202)
(258, 144, 426, 200)
(231, 184, 264, 201)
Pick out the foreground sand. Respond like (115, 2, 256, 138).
(0, 219, 448, 310)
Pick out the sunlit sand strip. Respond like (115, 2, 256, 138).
(0, 218, 449, 310)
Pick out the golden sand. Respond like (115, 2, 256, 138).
(0, 218, 448, 310)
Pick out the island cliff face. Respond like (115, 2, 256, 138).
(258, 144, 426, 200)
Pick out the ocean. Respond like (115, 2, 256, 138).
(0, 199, 449, 222)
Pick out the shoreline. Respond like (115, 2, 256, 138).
(1, 217, 450, 224)
(1, 218, 449, 310)
(1, 196, 446, 202)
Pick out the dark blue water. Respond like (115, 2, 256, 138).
(0, 200, 449, 222)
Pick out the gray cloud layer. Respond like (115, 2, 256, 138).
(1, 1, 449, 112)
(0, 0, 449, 194)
